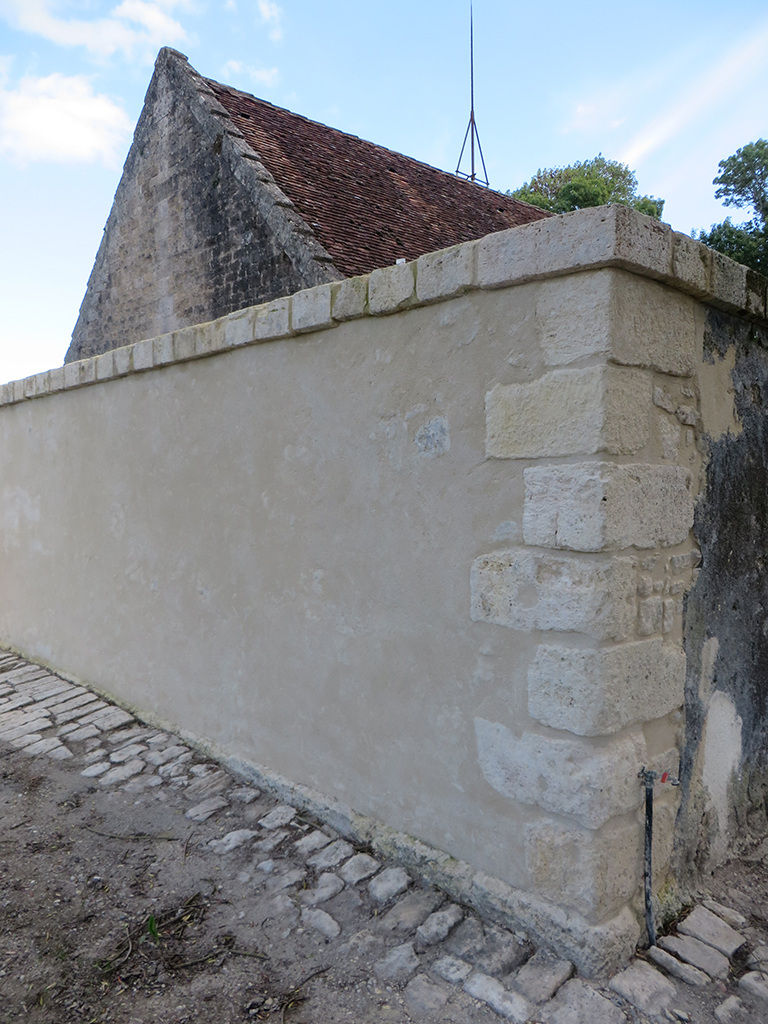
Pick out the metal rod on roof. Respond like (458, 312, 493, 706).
(470, 4, 475, 181)
(456, 2, 489, 187)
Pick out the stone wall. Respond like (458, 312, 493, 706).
(65, 49, 340, 363)
(678, 308, 768, 875)
(3, 206, 767, 975)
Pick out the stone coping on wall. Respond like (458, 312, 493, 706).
(4, 204, 768, 405)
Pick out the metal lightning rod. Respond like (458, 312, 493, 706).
(456, 3, 489, 186)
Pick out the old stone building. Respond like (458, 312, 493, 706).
(66, 47, 548, 363)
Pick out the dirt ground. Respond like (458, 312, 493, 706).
(0, 738, 509, 1024)
(2, 723, 768, 1024)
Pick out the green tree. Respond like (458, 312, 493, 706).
(712, 140, 768, 227)
(508, 155, 665, 219)
(698, 140, 768, 275)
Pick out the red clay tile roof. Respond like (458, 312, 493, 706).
(207, 79, 550, 279)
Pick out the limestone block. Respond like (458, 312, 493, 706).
(470, 549, 636, 642)
(512, 949, 573, 1004)
(332, 276, 368, 321)
(659, 417, 681, 461)
(609, 961, 676, 1017)
(638, 596, 663, 636)
(747, 270, 767, 320)
(739, 972, 768, 1006)
(1, 381, 15, 403)
(477, 205, 672, 291)
(704, 899, 747, 930)
(525, 817, 642, 919)
(113, 346, 132, 376)
(369, 262, 415, 314)
(671, 232, 711, 298)
(153, 333, 175, 365)
(132, 339, 154, 371)
(192, 323, 217, 357)
(48, 367, 65, 393)
(474, 718, 646, 827)
(416, 242, 475, 303)
(223, 307, 257, 347)
(523, 463, 693, 552)
(611, 272, 697, 377)
(486, 366, 650, 459)
(537, 269, 696, 375)
(463, 973, 531, 1022)
(377, 891, 444, 935)
(646, 945, 709, 986)
(544, 979, 627, 1024)
(173, 327, 197, 362)
(93, 352, 113, 382)
(528, 638, 686, 736)
(678, 906, 746, 957)
(658, 934, 729, 979)
(253, 297, 291, 341)
(34, 371, 49, 396)
(609, 205, 674, 281)
(536, 270, 613, 366)
(711, 250, 747, 313)
(646, 799, 677, 886)
(12, 379, 25, 402)
(292, 283, 333, 334)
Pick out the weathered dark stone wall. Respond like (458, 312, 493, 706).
(66, 50, 339, 362)
(679, 308, 768, 876)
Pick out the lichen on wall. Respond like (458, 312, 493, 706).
(679, 308, 768, 875)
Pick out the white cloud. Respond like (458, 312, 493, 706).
(220, 58, 279, 89)
(621, 23, 768, 168)
(0, 0, 188, 61)
(257, 0, 282, 41)
(0, 72, 131, 166)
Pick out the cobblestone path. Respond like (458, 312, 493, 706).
(1, 650, 767, 1023)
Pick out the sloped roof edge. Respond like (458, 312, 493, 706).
(164, 48, 344, 288)
(192, 53, 550, 278)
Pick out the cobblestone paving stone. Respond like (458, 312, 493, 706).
(1, 650, 768, 1023)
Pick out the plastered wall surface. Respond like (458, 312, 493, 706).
(4, 207, 768, 975)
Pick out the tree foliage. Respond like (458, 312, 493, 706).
(698, 139, 768, 276)
(712, 140, 768, 228)
(508, 155, 664, 219)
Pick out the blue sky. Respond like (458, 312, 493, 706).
(1, 0, 767, 383)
